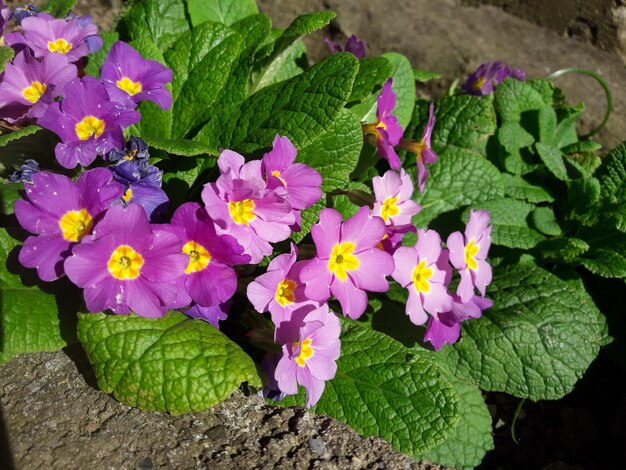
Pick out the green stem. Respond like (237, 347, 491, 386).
(510, 397, 527, 445)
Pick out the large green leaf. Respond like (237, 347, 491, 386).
(535, 142, 568, 181)
(439, 263, 608, 400)
(580, 248, 626, 278)
(595, 141, 626, 205)
(278, 321, 460, 459)
(118, 0, 190, 49)
(0, 46, 15, 74)
(186, 0, 258, 27)
(347, 56, 393, 104)
(494, 79, 554, 124)
(502, 174, 554, 203)
(77, 311, 261, 414)
(42, 0, 76, 17)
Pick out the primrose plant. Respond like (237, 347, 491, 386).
(1, 1, 619, 468)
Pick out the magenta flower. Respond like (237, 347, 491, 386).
(184, 301, 231, 329)
(391, 229, 453, 325)
(361, 79, 403, 169)
(461, 61, 526, 96)
(372, 168, 420, 226)
(274, 303, 341, 407)
(65, 204, 187, 318)
(101, 41, 173, 110)
(377, 223, 416, 255)
(301, 207, 394, 319)
(14, 168, 123, 282)
(38, 76, 141, 168)
(17, 14, 100, 62)
(447, 209, 492, 302)
(0, 49, 77, 123)
(400, 103, 437, 192)
(247, 243, 313, 324)
(162, 202, 250, 309)
(324, 34, 366, 59)
(262, 134, 323, 211)
(201, 150, 295, 264)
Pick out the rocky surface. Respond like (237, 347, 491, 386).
(0, 349, 439, 469)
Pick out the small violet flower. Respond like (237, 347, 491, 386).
(64, 204, 187, 318)
(324, 34, 366, 59)
(184, 301, 232, 329)
(101, 41, 173, 110)
(301, 207, 394, 319)
(447, 209, 492, 302)
(274, 304, 341, 407)
(13, 4, 40, 26)
(0, 49, 77, 123)
(38, 76, 141, 168)
(361, 79, 403, 169)
(14, 168, 123, 281)
(399, 103, 437, 193)
(391, 229, 453, 326)
(461, 61, 525, 96)
(372, 168, 421, 226)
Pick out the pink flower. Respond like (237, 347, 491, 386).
(372, 168, 420, 226)
(300, 207, 394, 319)
(400, 103, 437, 193)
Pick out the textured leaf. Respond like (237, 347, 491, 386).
(142, 136, 217, 157)
(440, 263, 607, 400)
(186, 0, 258, 26)
(561, 141, 602, 155)
(414, 154, 503, 225)
(251, 39, 307, 92)
(495, 79, 554, 123)
(413, 68, 442, 82)
(498, 122, 534, 154)
(77, 311, 261, 414)
(0, 46, 15, 74)
(580, 249, 626, 278)
(595, 141, 626, 204)
(536, 142, 568, 181)
(264, 11, 334, 61)
(84, 30, 119, 78)
(470, 198, 546, 249)
(119, 0, 190, 49)
(502, 174, 554, 203)
(42, 0, 76, 17)
(531, 206, 561, 236)
(347, 56, 393, 103)
(537, 105, 558, 145)
(535, 237, 589, 261)
(278, 321, 460, 458)
(0, 126, 43, 147)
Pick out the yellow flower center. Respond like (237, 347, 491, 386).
(473, 77, 487, 90)
(58, 209, 93, 242)
(294, 337, 314, 367)
(22, 81, 47, 104)
(182, 240, 211, 274)
(380, 196, 399, 222)
(275, 278, 297, 306)
(116, 77, 142, 96)
(228, 199, 256, 225)
(107, 245, 144, 280)
(47, 38, 72, 54)
(328, 242, 359, 281)
(271, 170, 287, 186)
(412, 260, 433, 293)
(464, 239, 479, 270)
(75, 115, 105, 141)
(122, 188, 133, 203)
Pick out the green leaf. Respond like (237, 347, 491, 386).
(439, 263, 607, 400)
(531, 206, 562, 236)
(42, 0, 76, 17)
(414, 154, 503, 225)
(186, 0, 258, 27)
(250, 39, 307, 92)
(535, 142, 568, 181)
(264, 11, 335, 61)
(595, 141, 626, 204)
(562, 140, 602, 155)
(470, 198, 546, 249)
(566, 177, 601, 219)
(537, 105, 558, 145)
(0, 126, 43, 148)
(413, 68, 442, 82)
(278, 321, 460, 458)
(290, 199, 325, 244)
(580, 249, 626, 278)
(495, 79, 554, 123)
(498, 122, 535, 154)
(84, 30, 119, 78)
(118, 0, 190, 49)
(77, 311, 261, 414)
(0, 46, 15, 74)
(347, 56, 393, 103)
(535, 237, 589, 260)
(142, 136, 217, 157)
(502, 174, 554, 203)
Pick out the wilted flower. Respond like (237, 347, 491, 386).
(324, 34, 366, 59)
(8, 159, 40, 183)
(399, 103, 437, 192)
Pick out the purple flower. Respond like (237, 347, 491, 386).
(274, 303, 341, 407)
(13, 4, 40, 26)
(447, 209, 492, 302)
(424, 316, 461, 351)
(184, 300, 231, 329)
(8, 159, 39, 183)
(14, 168, 123, 281)
(64, 204, 187, 318)
(372, 168, 420, 226)
(107, 135, 149, 162)
(73, 15, 103, 54)
(461, 61, 525, 96)
(247, 243, 313, 324)
(324, 34, 366, 59)
(377, 223, 416, 255)
(17, 14, 100, 62)
(262, 134, 323, 211)
(38, 76, 141, 168)
(101, 41, 172, 110)
(1, 1, 10, 33)
(400, 103, 437, 192)
(201, 149, 295, 264)
(163, 202, 250, 309)
(391, 229, 453, 326)
(361, 79, 403, 169)
(300, 207, 394, 320)
(0, 49, 77, 123)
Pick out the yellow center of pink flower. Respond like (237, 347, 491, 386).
(464, 239, 479, 270)
(473, 77, 487, 90)
(182, 240, 211, 274)
(294, 337, 314, 367)
(116, 77, 142, 96)
(107, 245, 144, 280)
(328, 242, 359, 281)
(228, 199, 256, 225)
(271, 170, 287, 186)
(47, 38, 72, 54)
(380, 196, 399, 222)
(58, 209, 93, 242)
(412, 260, 432, 293)
(22, 81, 47, 103)
(275, 278, 297, 306)
(75, 116, 105, 141)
